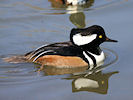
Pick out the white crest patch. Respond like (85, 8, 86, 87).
(73, 34, 97, 46)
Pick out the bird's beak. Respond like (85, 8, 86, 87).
(105, 37, 118, 42)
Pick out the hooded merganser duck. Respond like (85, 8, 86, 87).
(23, 25, 117, 70)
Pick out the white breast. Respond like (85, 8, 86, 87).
(88, 51, 105, 64)
(83, 51, 105, 70)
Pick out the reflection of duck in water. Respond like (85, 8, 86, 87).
(4, 25, 117, 71)
(49, 0, 94, 6)
(49, 0, 93, 28)
(48, 0, 94, 14)
(65, 71, 119, 94)
(69, 12, 86, 28)
(48, 0, 94, 8)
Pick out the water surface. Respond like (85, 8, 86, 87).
(0, 0, 133, 100)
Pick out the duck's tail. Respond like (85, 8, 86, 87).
(3, 55, 28, 63)
(3, 51, 33, 63)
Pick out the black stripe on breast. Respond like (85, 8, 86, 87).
(84, 51, 97, 67)
(62, 0, 66, 4)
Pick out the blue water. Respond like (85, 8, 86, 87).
(0, 0, 133, 100)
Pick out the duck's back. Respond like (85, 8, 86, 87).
(26, 41, 88, 68)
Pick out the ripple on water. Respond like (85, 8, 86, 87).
(0, 0, 123, 19)
(0, 48, 118, 85)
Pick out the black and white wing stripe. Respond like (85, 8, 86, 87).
(32, 50, 55, 62)
(27, 41, 73, 62)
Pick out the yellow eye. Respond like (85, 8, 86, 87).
(99, 35, 102, 38)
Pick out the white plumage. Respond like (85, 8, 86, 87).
(73, 34, 97, 46)
(83, 51, 105, 70)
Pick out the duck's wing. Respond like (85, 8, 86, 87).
(26, 41, 83, 62)
(25, 41, 72, 56)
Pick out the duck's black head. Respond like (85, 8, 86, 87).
(70, 25, 117, 48)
